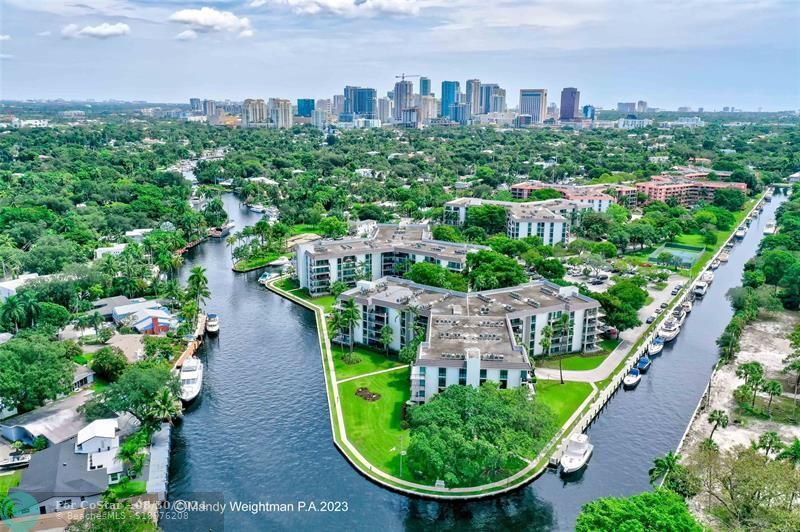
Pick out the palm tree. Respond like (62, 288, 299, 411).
(19, 292, 40, 328)
(329, 310, 346, 358)
(1, 295, 26, 333)
(187, 266, 210, 308)
(89, 311, 104, 337)
(539, 325, 553, 357)
(553, 314, 571, 385)
(379, 324, 393, 354)
(708, 409, 729, 441)
(762, 380, 783, 415)
(756, 431, 784, 457)
(777, 438, 800, 469)
(148, 388, 182, 426)
(225, 234, 238, 266)
(648, 451, 681, 485)
(784, 356, 800, 422)
(339, 299, 361, 361)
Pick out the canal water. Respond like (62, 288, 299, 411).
(167, 192, 785, 531)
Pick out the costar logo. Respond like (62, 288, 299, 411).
(0, 491, 39, 532)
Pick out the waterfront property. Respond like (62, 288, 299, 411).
(337, 277, 601, 403)
(294, 223, 486, 296)
(11, 419, 124, 515)
(635, 175, 747, 207)
(510, 180, 630, 210)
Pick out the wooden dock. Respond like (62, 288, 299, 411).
(173, 313, 206, 369)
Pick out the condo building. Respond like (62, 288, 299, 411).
(337, 277, 601, 402)
(635, 175, 747, 207)
(294, 224, 486, 296)
(509, 180, 630, 210)
(443, 197, 604, 244)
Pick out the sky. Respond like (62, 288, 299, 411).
(0, 0, 799, 110)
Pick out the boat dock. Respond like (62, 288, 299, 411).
(173, 313, 207, 369)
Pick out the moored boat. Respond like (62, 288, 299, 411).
(206, 313, 219, 333)
(636, 355, 653, 373)
(179, 357, 204, 403)
(701, 271, 714, 284)
(764, 221, 776, 235)
(710, 259, 720, 270)
(718, 251, 730, 262)
(258, 271, 278, 285)
(623, 368, 642, 389)
(0, 453, 31, 470)
(693, 281, 708, 297)
(659, 319, 681, 341)
(648, 337, 664, 356)
(249, 204, 267, 213)
(560, 434, 593, 474)
(682, 300, 693, 314)
(671, 307, 687, 325)
(735, 226, 746, 239)
(208, 220, 235, 238)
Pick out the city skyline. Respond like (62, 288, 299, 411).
(0, 1, 798, 110)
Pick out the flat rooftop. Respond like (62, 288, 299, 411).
(300, 224, 485, 261)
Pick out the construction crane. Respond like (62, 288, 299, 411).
(395, 73, 421, 82)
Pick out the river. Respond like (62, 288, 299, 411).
(166, 191, 786, 531)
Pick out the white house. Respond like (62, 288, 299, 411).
(94, 243, 128, 260)
(0, 273, 41, 301)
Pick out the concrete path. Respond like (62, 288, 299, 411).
(536, 273, 683, 383)
(337, 364, 408, 384)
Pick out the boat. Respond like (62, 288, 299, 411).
(637, 355, 653, 373)
(710, 259, 720, 270)
(671, 307, 687, 325)
(258, 271, 278, 285)
(682, 300, 693, 314)
(0, 453, 31, 470)
(208, 220, 235, 238)
(179, 357, 204, 403)
(718, 251, 730, 262)
(701, 271, 714, 284)
(623, 368, 642, 389)
(765, 190, 773, 202)
(659, 319, 681, 341)
(735, 226, 746, 239)
(693, 281, 709, 297)
(560, 434, 594, 474)
(648, 337, 664, 356)
(206, 313, 219, 333)
(764, 221, 776, 235)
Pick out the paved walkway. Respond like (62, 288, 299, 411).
(337, 364, 408, 384)
(536, 273, 682, 383)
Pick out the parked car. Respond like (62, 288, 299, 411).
(590, 279, 604, 285)
(660, 302, 669, 309)
(655, 308, 663, 314)
(646, 315, 656, 324)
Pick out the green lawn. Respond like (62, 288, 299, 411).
(338, 367, 413, 479)
(106, 478, 147, 499)
(274, 277, 299, 291)
(291, 288, 337, 314)
(535, 380, 594, 427)
(288, 224, 321, 236)
(0, 471, 21, 497)
(73, 353, 94, 365)
(332, 345, 406, 380)
(92, 377, 110, 392)
(233, 252, 282, 272)
(537, 339, 621, 372)
(736, 394, 799, 426)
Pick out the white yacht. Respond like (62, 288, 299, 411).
(560, 434, 594, 474)
(701, 271, 714, 284)
(648, 337, 665, 356)
(179, 357, 204, 403)
(623, 368, 642, 389)
(693, 281, 709, 297)
(710, 259, 720, 270)
(764, 221, 777, 235)
(659, 319, 681, 342)
(718, 251, 730, 262)
(206, 313, 219, 333)
(735, 226, 746, 239)
(682, 300, 693, 314)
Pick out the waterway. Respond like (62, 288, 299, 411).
(166, 192, 786, 531)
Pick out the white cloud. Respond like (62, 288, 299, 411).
(169, 7, 253, 37)
(253, 0, 420, 17)
(61, 22, 131, 39)
(175, 30, 198, 41)
(0, 35, 11, 41)
(37, 31, 52, 37)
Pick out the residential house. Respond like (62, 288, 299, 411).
(11, 420, 124, 515)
